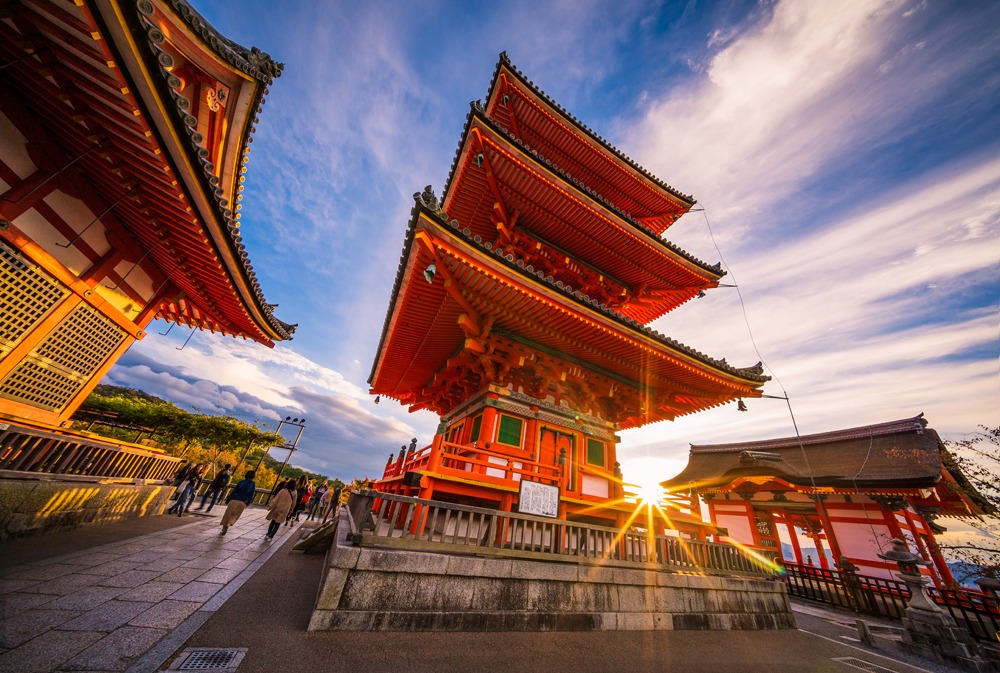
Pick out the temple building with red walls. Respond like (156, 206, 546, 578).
(0, 0, 293, 431)
(662, 414, 993, 585)
(369, 53, 768, 533)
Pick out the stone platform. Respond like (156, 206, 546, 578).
(309, 516, 795, 632)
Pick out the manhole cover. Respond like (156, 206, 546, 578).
(172, 648, 246, 671)
(832, 657, 899, 673)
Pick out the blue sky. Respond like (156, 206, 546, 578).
(107, 0, 1000, 489)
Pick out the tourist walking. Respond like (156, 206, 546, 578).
(264, 480, 295, 540)
(291, 475, 310, 522)
(219, 470, 257, 535)
(165, 463, 195, 515)
(196, 463, 232, 512)
(175, 463, 205, 515)
(306, 480, 328, 520)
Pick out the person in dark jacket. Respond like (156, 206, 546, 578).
(166, 463, 195, 515)
(196, 463, 232, 512)
(219, 470, 257, 535)
(176, 463, 206, 515)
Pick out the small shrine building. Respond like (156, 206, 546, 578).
(369, 53, 768, 533)
(0, 0, 293, 431)
(662, 414, 992, 585)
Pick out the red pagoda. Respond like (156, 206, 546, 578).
(369, 53, 768, 532)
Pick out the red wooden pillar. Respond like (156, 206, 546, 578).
(786, 520, 803, 564)
(478, 398, 500, 475)
(813, 495, 843, 565)
(877, 499, 909, 558)
(922, 534, 956, 586)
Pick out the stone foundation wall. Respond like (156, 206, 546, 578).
(0, 476, 173, 539)
(309, 519, 796, 632)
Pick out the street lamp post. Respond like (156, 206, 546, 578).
(252, 418, 286, 478)
(273, 416, 306, 486)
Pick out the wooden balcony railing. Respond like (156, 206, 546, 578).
(0, 421, 181, 482)
(345, 490, 779, 578)
(382, 440, 563, 487)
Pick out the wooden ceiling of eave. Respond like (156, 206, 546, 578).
(438, 252, 747, 427)
(374, 220, 760, 410)
(0, 1, 275, 345)
(445, 122, 718, 317)
(369, 242, 467, 396)
(485, 71, 690, 233)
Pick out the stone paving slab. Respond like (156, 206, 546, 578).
(61, 627, 166, 672)
(0, 507, 296, 673)
(0, 629, 104, 673)
(44, 587, 129, 612)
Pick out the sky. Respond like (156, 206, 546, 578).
(105, 0, 1000, 494)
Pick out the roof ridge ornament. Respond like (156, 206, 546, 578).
(415, 185, 441, 212)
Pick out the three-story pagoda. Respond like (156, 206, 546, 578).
(369, 54, 767, 530)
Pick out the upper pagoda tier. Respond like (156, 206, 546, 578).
(467, 52, 693, 234)
(441, 104, 723, 323)
(368, 192, 767, 429)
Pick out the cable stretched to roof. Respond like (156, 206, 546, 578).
(697, 208, 825, 553)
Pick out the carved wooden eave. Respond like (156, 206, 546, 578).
(459, 52, 695, 233)
(369, 196, 767, 428)
(0, 0, 294, 345)
(441, 108, 724, 323)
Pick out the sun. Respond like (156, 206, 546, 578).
(630, 471, 666, 504)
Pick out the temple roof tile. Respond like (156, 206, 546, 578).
(488, 52, 694, 208)
(368, 194, 768, 388)
(444, 105, 724, 279)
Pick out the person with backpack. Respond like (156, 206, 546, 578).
(166, 463, 194, 515)
(219, 470, 257, 535)
(306, 481, 328, 520)
(196, 463, 232, 513)
(174, 463, 205, 516)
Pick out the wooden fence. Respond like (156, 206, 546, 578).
(782, 562, 1000, 643)
(346, 490, 779, 578)
(0, 421, 180, 481)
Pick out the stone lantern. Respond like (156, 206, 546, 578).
(878, 538, 988, 671)
(877, 538, 939, 613)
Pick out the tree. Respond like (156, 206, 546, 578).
(941, 425, 1000, 584)
(73, 385, 335, 487)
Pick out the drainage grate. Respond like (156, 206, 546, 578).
(832, 657, 899, 673)
(175, 648, 246, 671)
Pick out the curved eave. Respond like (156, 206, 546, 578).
(369, 199, 766, 413)
(97, 0, 292, 343)
(477, 53, 694, 231)
(442, 110, 723, 321)
(670, 467, 941, 492)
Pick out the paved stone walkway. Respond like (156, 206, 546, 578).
(0, 508, 293, 673)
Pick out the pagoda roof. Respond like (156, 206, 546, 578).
(368, 193, 766, 427)
(463, 52, 693, 233)
(0, 0, 293, 344)
(441, 106, 722, 322)
(661, 414, 992, 518)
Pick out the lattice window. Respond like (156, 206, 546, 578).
(586, 438, 605, 466)
(0, 304, 127, 412)
(0, 360, 84, 412)
(496, 415, 523, 446)
(0, 240, 69, 358)
(34, 305, 126, 376)
(469, 414, 482, 442)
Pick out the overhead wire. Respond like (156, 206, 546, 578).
(696, 207, 826, 559)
